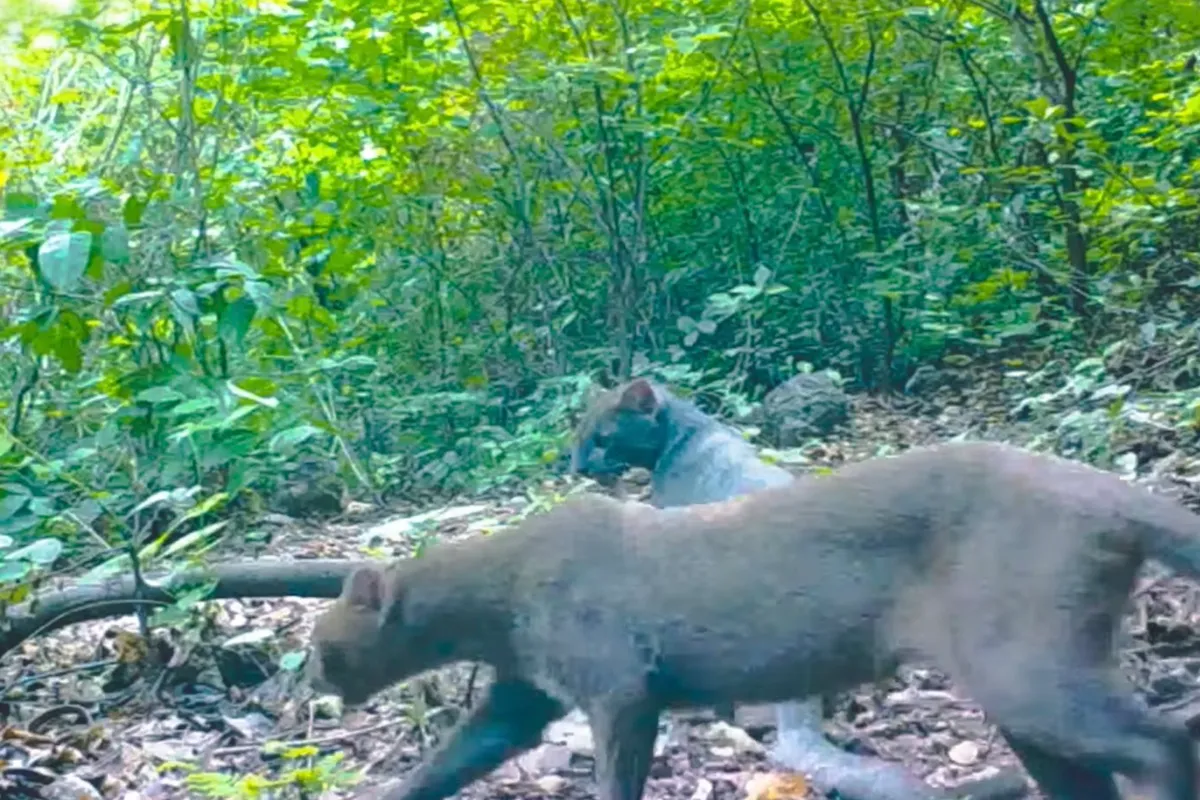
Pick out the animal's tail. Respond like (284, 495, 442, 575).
(1135, 488, 1200, 579)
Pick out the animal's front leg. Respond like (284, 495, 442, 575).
(369, 678, 565, 800)
(589, 697, 661, 800)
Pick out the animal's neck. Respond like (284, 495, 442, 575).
(655, 393, 754, 469)
(393, 541, 517, 668)
(657, 393, 718, 456)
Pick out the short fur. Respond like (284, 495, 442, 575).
(309, 441, 1200, 800)
(571, 378, 787, 506)
(572, 378, 950, 800)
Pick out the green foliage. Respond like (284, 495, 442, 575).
(1016, 323, 1200, 470)
(165, 747, 358, 799)
(1, 6, 1199, 792)
(0, 0, 1198, 572)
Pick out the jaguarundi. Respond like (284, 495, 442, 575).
(307, 441, 1200, 800)
(572, 377, 977, 800)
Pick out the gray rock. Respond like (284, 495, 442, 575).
(761, 373, 851, 446)
(42, 775, 103, 800)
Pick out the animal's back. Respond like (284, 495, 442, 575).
(528, 453, 950, 704)
(565, 442, 1131, 700)
(517, 440, 1200, 709)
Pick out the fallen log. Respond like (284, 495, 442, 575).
(0, 559, 369, 660)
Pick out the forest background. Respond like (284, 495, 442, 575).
(1, 0, 1200, 615)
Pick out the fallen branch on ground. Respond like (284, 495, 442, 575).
(0, 559, 370, 661)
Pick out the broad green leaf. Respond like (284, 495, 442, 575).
(123, 195, 147, 226)
(136, 386, 186, 404)
(0, 514, 40, 536)
(218, 295, 257, 346)
(270, 424, 320, 451)
(38, 231, 92, 290)
(0, 218, 34, 242)
(170, 288, 201, 317)
(4, 193, 39, 214)
(78, 554, 133, 585)
(0, 489, 33, 522)
(5, 537, 64, 566)
(100, 225, 130, 263)
(170, 397, 218, 415)
(0, 561, 30, 584)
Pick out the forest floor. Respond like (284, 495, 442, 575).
(4, 384, 1200, 800)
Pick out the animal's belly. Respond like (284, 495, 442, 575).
(651, 620, 895, 709)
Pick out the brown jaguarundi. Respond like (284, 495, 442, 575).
(308, 441, 1200, 800)
(571, 377, 1022, 800)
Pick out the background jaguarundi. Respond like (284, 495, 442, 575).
(308, 441, 1200, 800)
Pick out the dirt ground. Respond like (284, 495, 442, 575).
(3, 390, 1200, 799)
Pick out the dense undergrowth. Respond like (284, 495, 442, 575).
(0, 0, 1199, 595)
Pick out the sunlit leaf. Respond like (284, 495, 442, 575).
(5, 537, 64, 566)
(38, 231, 92, 290)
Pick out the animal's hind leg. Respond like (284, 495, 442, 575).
(974, 666, 1195, 800)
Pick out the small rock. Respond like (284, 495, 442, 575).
(42, 775, 103, 800)
(690, 778, 715, 800)
(516, 743, 574, 774)
(535, 775, 569, 793)
(704, 721, 766, 755)
(948, 740, 981, 766)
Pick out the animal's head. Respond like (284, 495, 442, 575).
(307, 565, 414, 706)
(571, 378, 669, 482)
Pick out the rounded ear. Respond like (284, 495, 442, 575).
(617, 378, 660, 414)
(343, 565, 388, 612)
